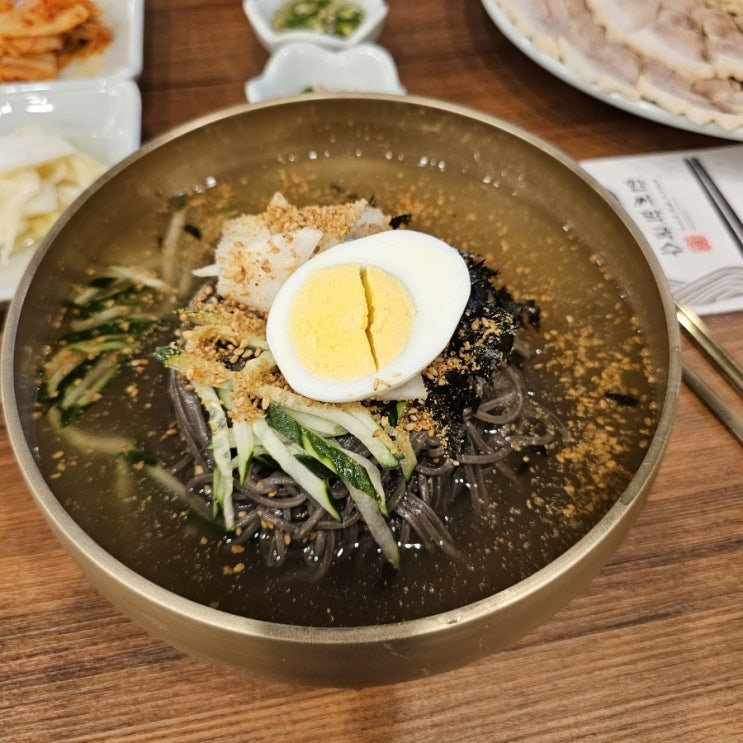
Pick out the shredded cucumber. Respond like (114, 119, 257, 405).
(42, 265, 173, 427)
(346, 485, 400, 568)
(287, 408, 346, 437)
(44, 348, 89, 400)
(253, 417, 340, 520)
(255, 385, 402, 470)
(339, 445, 388, 516)
(265, 403, 380, 504)
(231, 420, 255, 484)
(385, 423, 417, 481)
(192, 382, 235, 528)
(219, 388, 255, 485)
(67, 336, 135, 355)
(57, 353, 121, 424)
(104, 264, 169, 290)
(47, 406, 133, 455)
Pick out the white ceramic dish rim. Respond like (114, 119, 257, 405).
(245, 41, 405, 102)
(243, 0, 389, 51)
(0, 78, 142, 303)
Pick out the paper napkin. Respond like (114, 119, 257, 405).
(582, 145, 743, 316)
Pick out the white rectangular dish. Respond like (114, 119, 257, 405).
(0, 78, 142, 302)
(0, 0, 144, 85)
(0, 79, 141, 162)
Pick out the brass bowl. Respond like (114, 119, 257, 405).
(1, 95, 680, 687)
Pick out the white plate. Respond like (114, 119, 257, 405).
(1, 0, 144, 83)
(481, 0, 743, 142)
(0, 78, 142, 303)
(246, 42, 405, 102)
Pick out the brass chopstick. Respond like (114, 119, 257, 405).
(677, 159, 743, 444)
(681, 363, 743, 445)
(676, 302, 743, 398)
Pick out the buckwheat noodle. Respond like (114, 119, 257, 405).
(168, 349, 568, 580)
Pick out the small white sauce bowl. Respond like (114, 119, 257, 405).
(246, 42, 405, 102)
(243, 0, 389, 52)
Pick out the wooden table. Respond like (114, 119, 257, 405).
(2, 2, 742, 740)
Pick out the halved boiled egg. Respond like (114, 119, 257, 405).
(266, 230, 471, 403)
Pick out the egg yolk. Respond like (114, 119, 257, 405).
(288, 263, 414, 381)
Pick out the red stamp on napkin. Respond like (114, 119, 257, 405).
(684, 234, 712, 253)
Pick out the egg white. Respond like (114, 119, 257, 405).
(266, 229, 471, 403)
